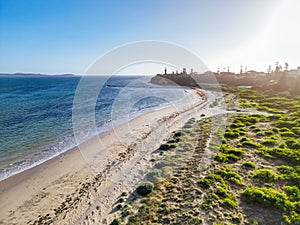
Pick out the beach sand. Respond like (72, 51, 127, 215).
(0, 88, 218, 225)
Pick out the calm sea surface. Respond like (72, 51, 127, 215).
(0, 75, 187, 180)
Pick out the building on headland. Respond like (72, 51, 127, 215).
(151, 68, 199, 86)
(150, 65, 300, 90)
(157, 68, 195, 76)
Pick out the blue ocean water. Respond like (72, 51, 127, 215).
(0, 75, 187, 180)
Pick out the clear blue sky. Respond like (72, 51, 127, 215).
(0, 0, 299, 74)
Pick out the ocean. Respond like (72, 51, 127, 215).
(0, 75, 188, 180)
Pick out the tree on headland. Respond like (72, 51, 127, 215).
(267, 65, 272, 74)
(266, 65, 272, 81)
(275, 62, 281, 73)
(284, 62, 289, 71)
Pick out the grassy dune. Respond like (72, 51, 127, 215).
(111, 88, 300, 225)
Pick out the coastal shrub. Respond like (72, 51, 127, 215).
(228, 148, 244, 156)
(279, 142, 287, 148)
(225, 154, 240, 163)
(269, 135, 278, 140)
(208, 193, 220, 200)
(173, 130, 183, 137)
(277, 165, 294, 174)
(116, 203, 123, 209)
(121, 191, 128, 197)
(253, 127, 262, 133)
(224, 130, 239, 138)
(192, 217, 203, 224)
(255, 148, 274, 159)
(231, 122, 245, 128)
(183, 123, 193, 129)
(252, 169, 277, 183)
(285, 212, 300, 225)
(222, 196, 237, 209)
(235, 128, 247, 135)
(242, 161, 256, 169)
(273, 120, 297, 129)
(291, 127, 300, 135)
(295, 202, 300, 214)
(258, 115, 270, 122)
(242, 187, 293, 212)
(264, 147, 300, 164)
(256, 131, 265, 136)
(216, 186, 229, 198)
(268, 108, 285, 114)
(160, 143, 176, 150)
(167, 138, 178, 143)
(247, 116, 261, 123)
(249, 125, 258, 129)
(240, 137, 250, 142)
(280, 131, 296, 137)
(280, 127, 292, 132)
(136, 182, 154, 196)
(224, 127, 247, 138)
(284, 138, 300, 149)
(187, 117, 196, 123)
(233, 115, 260, 125)
(221, 137, 228, 144)
(219, 145, 244, 156)
(228, 177, 243, 185)
(110, 218, 122, 225)
(197, 174, 227, 189)
(277, 166, 300, 187)
(215, 153, 240, 163)
(216, 168, 242, 184)
(214, 153, 227, 163)
(284, 186, 300, 202)
(123, 203, 131, 209)
(121, 209, 132, 217)
(261, 138, 277, 147)
(265, 130, 275, 136)
(118, 197, 126, 203)
(200, 200, 211, 209)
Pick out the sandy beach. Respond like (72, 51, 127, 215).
(0, 88, 217, 225)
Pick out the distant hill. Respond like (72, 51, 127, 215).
(0, 73, 77, 77)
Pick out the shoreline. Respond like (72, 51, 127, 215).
(0, 86, 188, 183)
(0, 88, 211, 225)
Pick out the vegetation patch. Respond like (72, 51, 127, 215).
(252, 169, 277, 183)
(197, 174, 227, 189)
(110, 88, 300, 225)
(242, 161, 256, 169)
(159, 143, 177, 150)
(136, 182, 154, 196)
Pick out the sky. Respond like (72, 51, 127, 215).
(0, 0, 299, 75)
